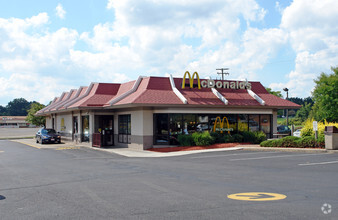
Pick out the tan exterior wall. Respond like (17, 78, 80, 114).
(45, 116, 52, 128)
(42, 106, 277, 150)
(273, 110, 278, 134)
(113, 109, 154, 150)
(56, 113, 72, 134)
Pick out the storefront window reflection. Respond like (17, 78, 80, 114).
(169, 114, 182, 145)
(153, 113, 272, 145)
(197, 115, 209, 132)
(238, 114, 248, 132)
(249, 115, 260, 132)
(225, 114, 237, 134)
(260, 115, 271, 138)
(82, 115, 89, 142)
(155, 114, 169, 145)
(183, 114, 196, 134)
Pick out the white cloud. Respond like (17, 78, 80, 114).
(1, 0, 338, 107)
(56, 3, 66, 19)
(273, 0, 338, 97)
(0, 73, 71, 105)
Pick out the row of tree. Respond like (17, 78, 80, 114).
(0, 98, 37, 116)
(0, 98, 46, 126)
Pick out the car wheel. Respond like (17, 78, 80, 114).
(36, 138, 39, 143)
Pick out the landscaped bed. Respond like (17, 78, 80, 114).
(148, 143, 241, 152)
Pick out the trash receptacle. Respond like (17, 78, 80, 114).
(324, 126, 338, 150)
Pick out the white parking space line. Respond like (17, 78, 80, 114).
(191, 151, 280, 159)
(299, 161, 338, 166)
(230, 153, 328, 161)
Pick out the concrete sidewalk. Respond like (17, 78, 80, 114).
(11, 138, 243, 157)
(11, 139, 333, 157)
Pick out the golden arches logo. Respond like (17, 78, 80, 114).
(182, 71, 201, 89)
(213, 116, 232, 134)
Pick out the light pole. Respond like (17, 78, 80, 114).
(283, 88, 289, 127)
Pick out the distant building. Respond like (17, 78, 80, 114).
(0, 116, 34, 128)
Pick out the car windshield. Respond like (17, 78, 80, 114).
(41, 129, 56, 135)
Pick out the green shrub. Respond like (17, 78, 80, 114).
(317, 135, 325, 148)
(241, 131, 256, 143)
(298, 136, 316, 148)
(279, 136, 301, 147)
(272, 139, 283, 147)
(210, 132, 223, 143)
(260, 140, 273, 147)
(232, 134, 243, 142)
(261, 135, 325, 148)
(192, 131, 214, 146)
(177, 134, 194, 146)
(253, 131, 266, 144)
(223, 135, 234, 143)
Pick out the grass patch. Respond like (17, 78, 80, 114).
(0, 136, 34, 140)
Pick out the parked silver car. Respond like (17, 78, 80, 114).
(293, 129, 301, 137)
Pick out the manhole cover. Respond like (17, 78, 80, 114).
(0, 195, 5, 200)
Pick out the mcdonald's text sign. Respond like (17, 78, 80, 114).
(182, 71, 252, 90)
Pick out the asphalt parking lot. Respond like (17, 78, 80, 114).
(0, 140, 337, 220)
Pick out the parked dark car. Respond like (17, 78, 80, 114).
(36, 128, 61, 144)
(277, 125, 291, 135)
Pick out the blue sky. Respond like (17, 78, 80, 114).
(0, 0, 337, 106)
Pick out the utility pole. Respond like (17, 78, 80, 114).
(283, 88, 289, 127)
(216, 68, 229, 81)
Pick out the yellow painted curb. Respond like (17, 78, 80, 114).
(55, 147, 81, 150)
(11, 140, 41, 149)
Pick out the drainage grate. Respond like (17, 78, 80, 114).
(0, 195, 5, 200)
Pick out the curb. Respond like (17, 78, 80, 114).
(241, 147, 328, 153)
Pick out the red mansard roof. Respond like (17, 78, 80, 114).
(36, 76, 300, 115)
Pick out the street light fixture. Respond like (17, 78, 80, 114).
(283, 88, 289, 127)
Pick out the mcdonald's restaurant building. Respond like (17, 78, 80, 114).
(36, 72, 300, 150)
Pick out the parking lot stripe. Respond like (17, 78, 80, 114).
(24, 143, 41, 149)
(298, 160, 338, 166)
(191, 151, 280, 159)
(230, 153, 328, 161)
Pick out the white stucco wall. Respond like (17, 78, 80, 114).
(45, 116, 52, 128)
(56, 113, 72, 134)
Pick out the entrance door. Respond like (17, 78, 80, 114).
(100, 116, 114, 147)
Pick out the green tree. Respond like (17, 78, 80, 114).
(311, 67, 338, 122)
(26, 102, 46, 126)
(265, 87, 283, 98)
(6, 98, 31, 116)
(0, 105, 7, 115)
(296, 102, 313, 121)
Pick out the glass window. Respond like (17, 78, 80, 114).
(196, 115, 209, 132)
(154, 114, 169, 145)
(42, 129, 56, 134)
(118, 115, 131, 144)
(169, 114, 182, 145)
(183, 114, 196, 134)
(260, 115, 271, 137)
(82, 115, 90, 142)
(224, 114, 237, 134)
(210, 115, 236, 134)
(238, 114, 248, 132)
(249, 115, 260, 132)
